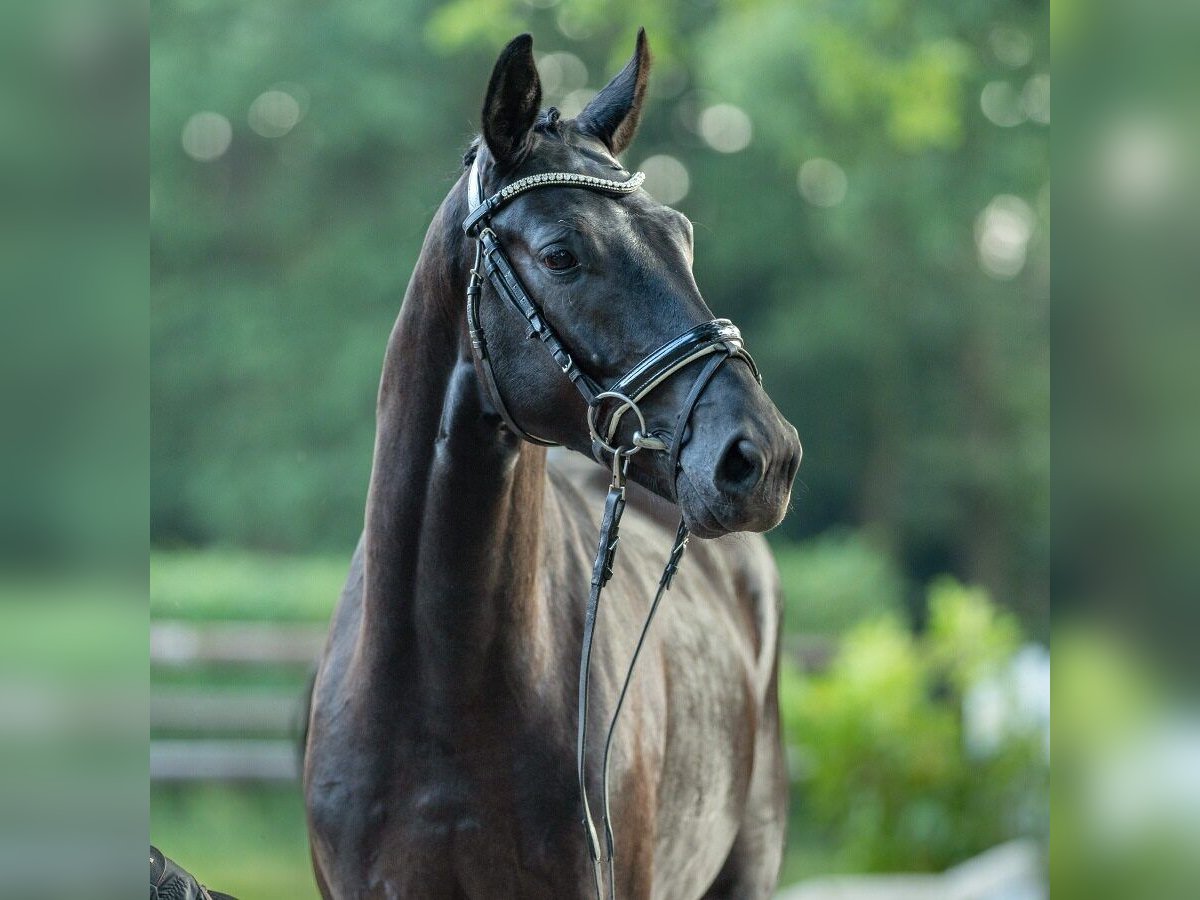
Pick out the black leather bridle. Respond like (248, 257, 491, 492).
(462, 156, 759, 900)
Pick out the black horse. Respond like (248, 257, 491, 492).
(303, 31, 802, 899)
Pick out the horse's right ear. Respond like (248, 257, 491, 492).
(481, 34, 542, 169)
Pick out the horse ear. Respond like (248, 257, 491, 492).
(576, 28, 652, 155)
(481, 34, 542, 168)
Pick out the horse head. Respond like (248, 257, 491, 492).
(465, 32, 802, 537)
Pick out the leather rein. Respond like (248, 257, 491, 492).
(462, 157, 759, 900)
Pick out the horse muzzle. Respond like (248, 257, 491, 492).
(672, 379, 801, 538)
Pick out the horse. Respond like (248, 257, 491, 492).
(303, 30, 802, 899)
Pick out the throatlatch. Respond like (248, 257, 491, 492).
(462, 155, 759, 900)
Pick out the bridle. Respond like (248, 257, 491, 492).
(464, 155, 760, 899)
(462, 154, 760, 899)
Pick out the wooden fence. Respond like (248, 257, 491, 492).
(150, 621, 322, 782)
(149, 621, 833, 783)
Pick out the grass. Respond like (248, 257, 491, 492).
(152, 785, 319, 900)
(151, 549, 347, 622)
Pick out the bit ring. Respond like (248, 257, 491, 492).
(588, 391, 647, 457)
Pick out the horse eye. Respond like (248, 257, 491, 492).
(540, 248, 578, 272)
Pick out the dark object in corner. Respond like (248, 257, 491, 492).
(150, 846, 238, 900)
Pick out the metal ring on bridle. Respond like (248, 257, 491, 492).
(588, 390, 649, 457)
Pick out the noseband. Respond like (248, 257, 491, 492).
(462, 157, 760, 899)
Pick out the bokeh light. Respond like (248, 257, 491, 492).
(1090, 722, 1200, 844)
(698, 103, 753, 153)
(1022, 74, 1051, 125)
(248, 90, 302, 139)
(180, 112, 232, 162)
(536, 51, 587, 99)
(980, 81, 1026, 128)
(964, 644, 1051, 759)
(639, 154, 690, 205)
(1099, 117, 1175, 214)
(555, 7, 593, 41)
(974, 194, 1035, 279)
(989, 26, 1033, 68)
(559, 88, 594, 119)
(797, 157, 848, 208)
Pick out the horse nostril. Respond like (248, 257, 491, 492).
(715, 438, 765, 495)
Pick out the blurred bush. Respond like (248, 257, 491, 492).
(1052, 628, 1200, 900)
(773, 530, 904, 636)
(781, 579, 1048, 873)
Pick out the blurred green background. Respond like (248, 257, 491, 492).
(150, 0, 1049, 895)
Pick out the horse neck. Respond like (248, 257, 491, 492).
(358, 176, 549, 697)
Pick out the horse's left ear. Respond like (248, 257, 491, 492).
(576, 28, 652, 155)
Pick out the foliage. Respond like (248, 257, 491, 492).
(780, 579, 1047, 872)
(773, 529, 904, 635)
(1051, 627, 1200, 900)
(151, 0, 1049, 628)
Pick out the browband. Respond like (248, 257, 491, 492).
(465, 165, 646, 235)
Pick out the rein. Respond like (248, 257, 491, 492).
(462, 157, 759, 899)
